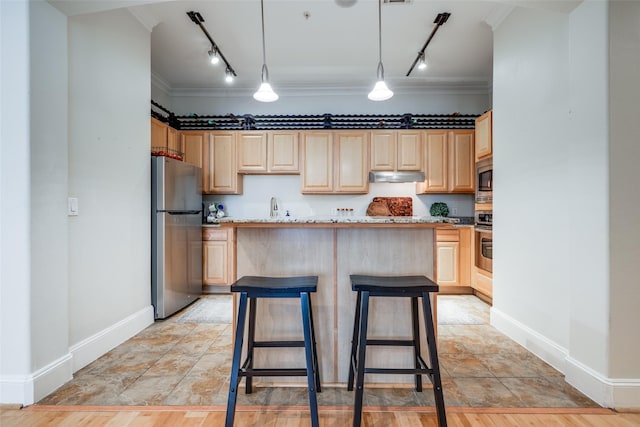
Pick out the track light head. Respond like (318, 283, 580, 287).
(208, 47, 220, 65)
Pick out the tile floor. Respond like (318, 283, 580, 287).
(38, 295, 599, 409)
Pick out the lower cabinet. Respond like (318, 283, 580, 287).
(202, 227, 234, 288)
(435, 227, 471, 287)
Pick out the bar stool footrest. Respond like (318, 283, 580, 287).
(253, 340, 305, 348)
(366, 339, 416, 346)
(239, 368, 309, 377)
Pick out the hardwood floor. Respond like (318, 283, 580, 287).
(2, 405, 639, 427)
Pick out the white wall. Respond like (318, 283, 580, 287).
(0, 0, 33, 404)
(67, 9, 153, 368)
(204, 175, 474, 219)
(492, 6, 572, 360)
(168, 89, 490, 116)
(29, 0, 73, 401)
(608, 1, 640, 406)
(564, 0, 610, 393)
(493, 0, 640, 408)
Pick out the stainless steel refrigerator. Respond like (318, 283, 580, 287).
(151, 156, 203, 319)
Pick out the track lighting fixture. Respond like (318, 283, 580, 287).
(187, 11, 237, 83)
(254, 0, 278, 102)
(368, 0, 393, 101)
(208, 47, 220, 65)
(225, 68, 234, 83)
(406, 12, 450, 76)
(417, 52, 427, 70)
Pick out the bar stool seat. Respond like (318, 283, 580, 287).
(348, 274, 446, 427)
(225, 275, 321, 427)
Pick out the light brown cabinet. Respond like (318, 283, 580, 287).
(436, 227, 471, 287)
(202, 227, 234, 287)
(181, 131, 205, 169)
(205, 132, 242, 194)
(301, 131, 333, 193)
(151, 118, 181, 156)
(475, 110, 492, 161)
(301, 131, 368, 194)
(370, 130, 422, 171)
(417, 130, 474, 194)
(237, 131, 300, 174)
(237, 132, 267, 173)
(335, 131, 369, 193)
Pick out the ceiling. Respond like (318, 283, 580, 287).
(48, 0, 582, 95)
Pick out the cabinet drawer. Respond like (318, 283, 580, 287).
(436, 229, 459, 242)
(475, 270, 493, 297)
(202, 228, 228, 241)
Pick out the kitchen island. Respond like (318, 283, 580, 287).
(215, 216, 455, 386)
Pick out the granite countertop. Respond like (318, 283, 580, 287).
(206, 215, 463, 225)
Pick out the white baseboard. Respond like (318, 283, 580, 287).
(490, 306, 568, 373)
(1, 353, 73, 405)
(491, 306, 640, 409)
(69, 305, 154, 372)
(1, 305, 153, 406)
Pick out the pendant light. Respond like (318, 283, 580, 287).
(368, 0, 393, 101)
(254, 0, 278, 102)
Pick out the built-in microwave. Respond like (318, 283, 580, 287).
(476, 157, 493, 203)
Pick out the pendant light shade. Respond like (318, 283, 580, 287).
(368, 0, 393, 101)
(254, 64, 279, 102)
(254, 0, 278, 102)
(368, 62, 393, 101)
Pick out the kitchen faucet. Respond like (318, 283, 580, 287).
(270, 197, 279, 217)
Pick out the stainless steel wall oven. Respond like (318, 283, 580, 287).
(474, 210, 492, 273)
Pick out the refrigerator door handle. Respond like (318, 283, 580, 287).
(159, 209, 203, 215)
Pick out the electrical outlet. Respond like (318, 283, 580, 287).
(451, 207, 458, 216)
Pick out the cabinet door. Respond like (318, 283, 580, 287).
(449, 130, 475, 193)
(268, 131, 299, 173)
(151, 118, 167, 150)
(420, 130, 448, 193)
(301, 131, 333, 193)
(203, 240, 228, 285)
(475, 110, 492, 161)
(335, 131, 369, 193)
(181, 132, 204, 168)
(437, 241, 460, 285)
(237, 132, 267, 173)
(167, 127, 180, 154)
(209, 132, 242, 194)
(397, 130, 423, 171)
(370, 130, 396, 171)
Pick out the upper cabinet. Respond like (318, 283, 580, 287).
(417, 130, 475, 194)
(301, 131, 333, 193)
(475, 110, 492, 161)
(335, 131, 369, 193)
(301, 130, 369, 194)
(237, 131, 300, 174)
(204, 131, 242, 194)
(237, 132, 267, 173)
(181, 131, 205, 169)
(370, 130, 422, 171)
(151, 118, 181, 157)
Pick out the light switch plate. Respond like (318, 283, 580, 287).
(68, 197, 79, 216)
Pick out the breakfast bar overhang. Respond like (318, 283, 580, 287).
(216, 217, 455, 386)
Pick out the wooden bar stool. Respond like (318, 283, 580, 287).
(225, 275, 321, 427)
(347, 274, 446, 427)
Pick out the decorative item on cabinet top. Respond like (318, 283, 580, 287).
(151, 102, 479, 131)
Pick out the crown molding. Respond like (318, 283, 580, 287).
(151, 72, 172, 96)
(126, 6, 159, 33)
(483, 4, 516, 31)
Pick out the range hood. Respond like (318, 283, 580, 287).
(369, 171, 425, 183)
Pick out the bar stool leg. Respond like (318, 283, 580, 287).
(347, 290, 362, 391)
(301, 292, 319, 427)
(225, 292, 249, 427)
(353, 291, 370, 427)
(421, 292, 447, 427)
(411, 296, 423, 392)
(307, 294, 322, 393)
(245, 297, 257, 394)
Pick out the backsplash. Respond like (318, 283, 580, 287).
(203, 175, 474, 218)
